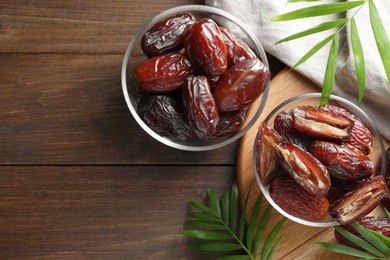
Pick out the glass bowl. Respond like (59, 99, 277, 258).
(121, 5, 270, 151)
(253, 93, 387, 227)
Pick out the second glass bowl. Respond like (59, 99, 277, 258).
(253, 93, 386, 227)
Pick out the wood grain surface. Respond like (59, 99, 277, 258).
(237, 68, 390, 260)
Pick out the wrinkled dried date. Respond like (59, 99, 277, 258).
(138, 95, 195, 141)
(292, 106, 353, 141)
(141, 12, 196, 57)
(256, 122, 283, 185)
(212, 109, 246, 138)
(213, 58, 270, 112)
(220, 27, 257, 66)
(330, 176, 389, 224)
(184, 18, 228, 77)
(133, 53, 192, 93)
(324, 104, 372, 154)
(311, 140, 374, 181)
(335, 217, 390, 249)
(274, 109, 312, 150)
(269, 172, 330, 222)
(274, 141, 331, 197)
(183, 75, 219, 138)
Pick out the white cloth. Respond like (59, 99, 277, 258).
(206, 0, 390, 141)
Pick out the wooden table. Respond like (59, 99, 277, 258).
(1, 1, 383, 259)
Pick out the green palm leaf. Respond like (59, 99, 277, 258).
(315, 242, 378, 259)
(367, 229, 390, 248)
(180, 230, 234, 240)
(222, 188, 230, 224)
(229, 181, 239, 234)
(350, 17, 366, 104)
(352, 222, 390, 255)
(291, 35, 333, 70)
(247, 194, 263, 252)
(368, 0, 390, 86)
(188, 241, 243, 251)
(268, 1, 364, 22)
(185, 220, 226, 230)
(181, 181, 286, 259)
(320, 33, 339, 105)
(260, 218, 287, 260)
(265, 235, 285, 260)
(275, 18, 348, 44)
(334, 226, 385, 257)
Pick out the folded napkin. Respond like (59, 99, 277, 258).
(206, 0, 390, 141)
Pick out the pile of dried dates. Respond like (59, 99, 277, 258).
(256, 104, 389, 224)
(132, 12, 270, 142)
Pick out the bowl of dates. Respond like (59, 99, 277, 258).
(253, 93, 388, 227)
(121, 5, 270, 151)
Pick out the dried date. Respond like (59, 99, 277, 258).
(141, 12, 196, 57)
(184, 18, 227, 77)
(213, 58, 270, 112)
(274, 109, 312, 150)
(183, 75, 219, 138)
(212, 109, 246, 138)
(133, 53, 192, 93)
(138, 95, 195, 141)
(324, 104, 372, 154)
(256, 122, 283, 185)
(220, 27, 257, 66)
(269, 172, 330, 222)
(292, 106, 353, 141)
(330, 176, 389, 224)
(311, 140, 374, 181)
(274, 141, 331, 197)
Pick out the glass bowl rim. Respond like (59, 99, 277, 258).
(252, 92, 387, 227)
(121, 4, 270, 151)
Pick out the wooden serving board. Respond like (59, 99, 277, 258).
(237, 68, 389, 260)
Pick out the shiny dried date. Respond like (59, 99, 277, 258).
(212, 109, 246, 138)
(256, 122, 283, 185)
(311, 140, 374, 181)
(184, 18, 227, 77)
(183, 75, 219, 138)
(138, 95, 196, 141)
(274, 141, 331, 197)
(220, 27, 257, 66)
(292, 106, 353, 141)
(141, 12, 196, 57)
(274, 109, 312, 150)
(335, 217, 390, 249)
(269, 172, 330, 222)
(324, 104, 372, 154)
(133, 53, 192, 93)
(330, 176, 389, 224)
(213, 58, 270, 112)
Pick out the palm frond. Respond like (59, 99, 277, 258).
(180, 181, 286, 259)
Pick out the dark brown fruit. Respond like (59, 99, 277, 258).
(274, 141, 331, 197)
(212, 109, 246, 138)
(274, 109, 312, 150)
(213, 58, 270, 112)
(335, 217, 390, 250)
(324, 104, 373, 154)
(219, 27, 257, 66)
(138, 95, 195, 141)
(269, 173, 330, 222)
(141, 12, 196, 57)
(292, 106, 353, 141)
(133, 53, 192, 93)
(311, 140, 374, 181)
(183, 75, 219, 138)
(256, 122, 283, 185)
(330, 176, 389, 224)
(184, 18, 227, 77)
